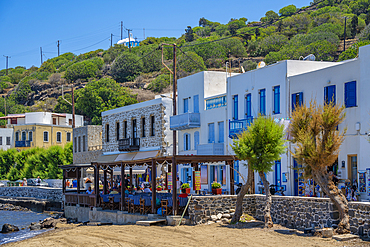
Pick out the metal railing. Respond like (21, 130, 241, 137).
(229, 117, 253, 138)
(170, 112, 200, 130)
(118, 138, 140, 151)
(15, 140, 31, 147)
(197, 143, 224, 155)
(64, 193, 96, 207)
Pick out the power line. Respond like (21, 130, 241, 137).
(71, 37, 110, 52)
(177, 46, 207, 71)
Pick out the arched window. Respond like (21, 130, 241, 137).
(56, 132, 62, 142)
(43, 131, 49, 142)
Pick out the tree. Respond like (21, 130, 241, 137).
(261, 10, 279, 23)
(279, 4, 297, 17)
(185, 26, 195, 42)
(177, 51, 206, 72)
(111, 52, 143, 82)
(351, 15, 359, 38)
(231, 115, 286, 227)
(64, 57, 103, 82)
(289, 101, 349, 234)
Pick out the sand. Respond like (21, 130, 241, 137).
(4, 222, 369, 247)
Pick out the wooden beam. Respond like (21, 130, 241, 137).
(95, 164, 100, 207)
(229, 161, 235, 195)
(103, 169, 107, 194)
(129, 167, 133, 189)
(151, 159, 156, 214)
(62, 170, 66, 193)
(121, 162, 125, 211)
(77, 168, 80, 194)
(172, 156, 177, 215)
(110, 168, 114, 190)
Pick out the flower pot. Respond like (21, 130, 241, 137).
(212, 188, 222, 195)
(185, 188, 191, 194)
(157, 187, 162, 191)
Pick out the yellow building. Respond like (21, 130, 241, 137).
(0, 112, 84, 150)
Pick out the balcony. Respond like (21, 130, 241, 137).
(197, 143, 224, 155)
(170, 112, 200, 130)
(229, 117, 253, 138)
(15, 140, 31, 147)
(118, 138, 140, 151)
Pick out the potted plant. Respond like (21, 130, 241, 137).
(211, 182, 222, 195)
(157, 185, 162, 191)
(181, 183, 191, 194)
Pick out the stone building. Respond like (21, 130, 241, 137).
(73, 125, 102, 165)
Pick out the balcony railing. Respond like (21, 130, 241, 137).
(197, 143, 224, 155)
(15, 140, 31, 147)
(229, 117, 253, 138)
(170, 112, 200, 130)
(118, 138, 140, 151)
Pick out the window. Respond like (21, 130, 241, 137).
(106, 124, 109, 142)
(218, 122, 224, 143)
(292, 92, 303, 111)
(0, 137, 2, 145)
(184, 133, 191, 151)
(124, 121, 127, 138)
(78, 136, 81, 152)
(245, 94, 251, 117)
(273, 86, 280, 114)
(132, 119, 137, 138)
(208, 123, 215, 143)
(345, 81, 356, 108)
(324, 85, 336, 105)
(201, 165, 208, 184)
(141, 118, 146, 137)
(194, 131, 199, 150)
(29, 132, 33, 142)
(15, 132, 19, 141)
(150, 116, 155, 136)
(69, 119, 72, 125)
(116, 122, 120, 141)
(83, 135, 86, 152)
(193, 95, 199, 113)
(259, 89, 266, 115)
(53, 118, 57, 125)
(11, 118, 17, 124)
(183, 98, 189, 113)
(21, 131, 26, 141)
(56, 132, 61, 142)
(6, 137, 10, 145)
(74, 137, 77, 152)
(232, 95, 238, 120)
(43, 131, 49, 142)
(348, 155, 358, 185)
(66, 132, 71, 142)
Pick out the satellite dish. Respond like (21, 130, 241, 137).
(303, 54, 316, 61)
(257, 61, 266, 69)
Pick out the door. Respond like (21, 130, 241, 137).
(293, 159, 299, 196)
(208, 123, 215, 143)
(193, 95, 199, 113)
(275, 160, 281, 191)
(194, 131, 199, 150)
(218, 122, 224, 143)
(132, 119, 137, 138)
(182, 167, 193, 187)
(348, 155, 358, 185)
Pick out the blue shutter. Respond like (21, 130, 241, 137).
(194, 131, 199, 150)
(218, 122, 224, 143)
(274, 86, 280, 114)
(193, 95, 199, 113)
(234, 160, 239, 184)
(188, 134, 191, 150)
(298, 92, 303, 106)
(183, 133, 187, 151)
(292, 93, 297, 112)
(275, 160, 281, 191)
(259, 89, 266, 115)
(208, 123, 215, 143)
(345, 81, 356, 107)
(246, 94, 251, 117)
(184, 98, 188, 113)
(233, 95, 238, 120)
(325, 85, 336, 105)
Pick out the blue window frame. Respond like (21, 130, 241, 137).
(292, 92, 303, 111)
(324, 85, 336, 105)
(193, 95, 199, 113)
(232, 95, 238, 120)
(273, 86, 280, 114)
(245, 94, 251, 117)
(259, 89, 266, 115)
(208, 123, 215, 143)
(218, 122, 224, 143)
(184, 133, 191, 151)
(345, 81, 356, 108)
(194, 131, 199, 150)
(183, 98, 189, 113)
(234, 160, 239, 184)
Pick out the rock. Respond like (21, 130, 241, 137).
(321, 228, 333, 238)
(210, 215, 218, 221)
(222, 214, 231, 218)
(30, 223, 41, 231)
(217, 213, 222, 220)
(207, 221, 215, 225)
(230, 209, 235, 212)
(1, 224, 19, 233)
(40, 218, 66, 229)
(332, 234, 359, 241)
(216, 220, 222, 223)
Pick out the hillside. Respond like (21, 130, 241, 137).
(2, 0, 370, 124)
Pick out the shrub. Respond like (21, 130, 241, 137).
(181, 183, 190, 189)
(211, 182, 221, 189)
(64, 57, 103, 81)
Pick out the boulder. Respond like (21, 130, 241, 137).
(29, 222, 42, 231)
(322, 228, 333, 238)
(217, 213, 223, 220)
(210, 215, 218, 221)
(1, 224, 19, 233)
(222, 214, 231, 218)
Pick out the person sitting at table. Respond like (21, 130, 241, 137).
(143, 185, 151, 193)
(179, 188, 188, 198)
(86, 186, 93, 195)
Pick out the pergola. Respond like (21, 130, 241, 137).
(61, 154, 238, 215)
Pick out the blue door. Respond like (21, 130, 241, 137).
(182, 167, 193, 187)
(245, 94, 251, 117)
(184, 98, 189, 113)
(194, 131, 199, 150)
(218, 122, 224, 143)
(234, 160, 239, 184)
(208, 123, 215, 143)
(193, 95, 199, 113)
(275, 160, 281, 191)
(233, 95, 238, 120)
(259, 89, 266, 115)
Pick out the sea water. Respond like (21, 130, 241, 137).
(0, 211, 51, 245)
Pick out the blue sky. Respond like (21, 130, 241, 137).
(0, 0, 311, 70)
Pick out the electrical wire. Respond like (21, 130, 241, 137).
(177, 46, 207, 71)
(71, 37, 110, 52)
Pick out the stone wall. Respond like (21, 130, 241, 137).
(102, 103, 166, 153)
(188, 194, 370, 234)
(0, 186, 63, 201)
(73, 125, 102, 164)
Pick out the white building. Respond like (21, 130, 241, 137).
(0, 128, 13, 150)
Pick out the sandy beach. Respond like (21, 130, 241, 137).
(3, 222, 369, 247)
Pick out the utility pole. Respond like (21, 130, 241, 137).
(111, 33, 113, 47)
(40, 47, 43, 65)
(143, 28, 145, 40)
(127, 29, 132, 52)
(344, 17, 347, 52)
(172, 44, 177, 216)
(57, 40, 60, 56)
(3, 55, 10, 75)
(71, 81, 75, 129)
(121, 21, 123, 40)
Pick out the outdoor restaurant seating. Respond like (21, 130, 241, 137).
(110, 194, 121, 210)
(140, 196, 152, 214)
(101, 194, 110, 210)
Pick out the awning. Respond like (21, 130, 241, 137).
(133, 150, 160, 160)
(94, 154, 119, 163)
(86, 166, 146, 175)
(114, 152, 137, 162)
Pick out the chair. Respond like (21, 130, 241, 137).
(131, 195, 141, 213)
(100, 195, 110, 210)
(161, 197, 173, 216)
(140, 196, 152, 215)
(110, 194, 121, 210)
(178, 197, 188, 215)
